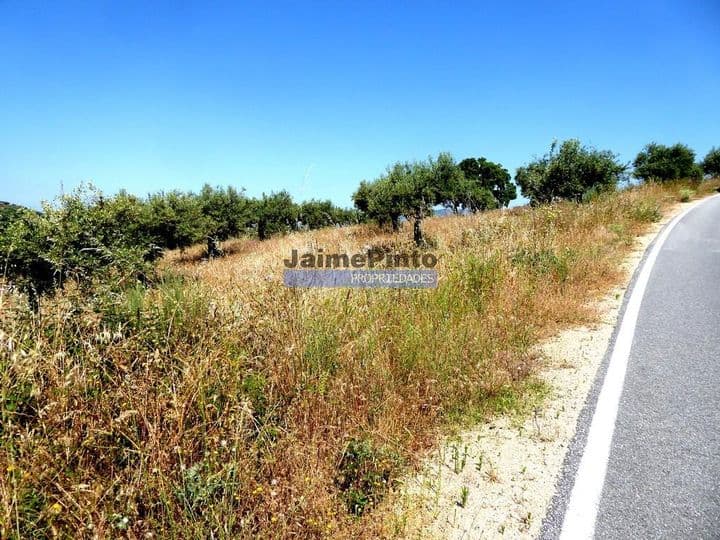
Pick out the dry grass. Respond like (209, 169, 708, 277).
(1, 180, 717, 539)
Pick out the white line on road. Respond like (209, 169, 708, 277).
(559, 194, 720, 540)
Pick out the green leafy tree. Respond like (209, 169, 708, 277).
(0, 186, 157, 308)
(351, 181, 372, 214)
(296, 200, 357, 229)
(198, 184, 254, 240)
(255, 191, 298, 240)
(454, 177, 498, 213)
(0, 201, 27, 234)
(0, 208, 55, 308)
(701, 147, 720, 177)
(298, 199, 338, 229)
(458, 157, 516, 209)
(354, 153, 464, 245)
(516, 139, 626, 205)
(332, 206, 363, 226)
(352, 176, 406, 232)
(402, 153, 465, 246)
(633, 142, 702, 182)
(98, 190, 158, 251)
(145, 191, 211, 250)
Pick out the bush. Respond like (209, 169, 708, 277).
(633, 142, 702, 182)
(335, 438, 403, 516)
(627, 198, 661, 222)
(679, 188, 694, 202)
(515, 139, 626, 205)
(0, 186, 157, 307)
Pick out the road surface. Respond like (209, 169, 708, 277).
(543, 194, 720, 539)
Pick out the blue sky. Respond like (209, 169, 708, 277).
(1, 0, 719, 209)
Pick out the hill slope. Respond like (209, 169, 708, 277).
(1, 180, 717, 538)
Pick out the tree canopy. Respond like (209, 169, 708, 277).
(458, 157, 516, 209)
(0, 184, 359, 305)
(701, 147, 720, 178)
(633, 143, 702, 182)
(515, 139, 626, 205)
(351, 152, 513, 245)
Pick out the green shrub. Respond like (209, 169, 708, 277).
(0, 186, 158, 307)
(335, 438, 403, 515)
(679, 188, 694, 202)
(627, 199, 661, 222)
(511, 248, 574, 282)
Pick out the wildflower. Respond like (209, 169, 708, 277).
(49, 502, 62, 515)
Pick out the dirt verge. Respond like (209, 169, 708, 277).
(395, 201, 689, 539)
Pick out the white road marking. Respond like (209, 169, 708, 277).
(559, 194, 720, 540)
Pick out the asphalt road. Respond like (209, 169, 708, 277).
(543, 194, 720, 539)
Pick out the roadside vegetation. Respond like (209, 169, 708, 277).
(1, 138, 718, 538)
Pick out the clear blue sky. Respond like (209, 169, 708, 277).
(1, 0, 719, 209)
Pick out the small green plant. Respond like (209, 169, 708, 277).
(176, 462, 225, 516)
(608, 223, 631, 245)
(628, 199, 661, 222)
(475, 454, 484, 473)
(451, 444, 468, 474)
(679, 188, 694, 202)
(336, 438, 403, 516)
(458, 486, 469, 508)
(241, 372, 268, 420)
(511, 248, 574, 283)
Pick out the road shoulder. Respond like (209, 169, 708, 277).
(394, 200, 690, 539)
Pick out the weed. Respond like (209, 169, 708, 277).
(451, 444, 468, 474)
(458, 486, 469, 508)
(627, 198, 661, 222)
(679, 188, 694, 202)
(335, 438, 403, 516)
(475, 454, 484, 473)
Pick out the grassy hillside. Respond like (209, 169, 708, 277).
(1, 180, 717, 538)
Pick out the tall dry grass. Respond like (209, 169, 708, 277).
(1, 181, 717, 538)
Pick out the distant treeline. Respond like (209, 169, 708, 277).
(0, 185, 361, 303)
(350, 141, 719, 246)
(352, 153, 516, 246)
(1, 141, 718, 305)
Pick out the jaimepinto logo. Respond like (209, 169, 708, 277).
(282, 248, 438, 289)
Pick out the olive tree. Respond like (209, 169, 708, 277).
(458, 157, 516, 209)
(516, 139, 626, 205)
(701, 147, 720, 178)
(633, 142, 702, 182)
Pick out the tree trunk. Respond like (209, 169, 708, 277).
(391, 215, 400, 232)
(413, 211, 424, 247)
